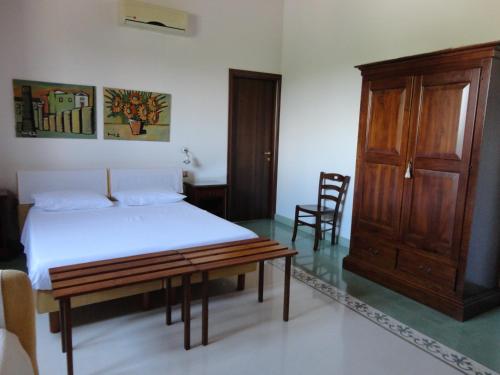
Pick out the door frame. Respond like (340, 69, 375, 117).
(227, 68, 282, 220)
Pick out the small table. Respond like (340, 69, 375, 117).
(184, 181, 228, 218)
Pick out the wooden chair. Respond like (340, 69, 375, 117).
(292, 172, 350, 250)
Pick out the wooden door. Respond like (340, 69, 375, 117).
(401, 68, 481, 259)
(353, 76, 413, 238)
(228, 69, 281, 221)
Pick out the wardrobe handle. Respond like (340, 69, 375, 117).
(404, 161, 413, 179)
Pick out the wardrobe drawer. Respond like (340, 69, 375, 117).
(397, 251, 456, 290)
(350, 237, 397, 270)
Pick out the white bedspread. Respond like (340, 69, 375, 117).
(21, 202, 257, 290)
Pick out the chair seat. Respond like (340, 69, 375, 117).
(297, 204, 334, 214)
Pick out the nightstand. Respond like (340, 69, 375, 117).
(0, 190, 21, 260)
(184, 182, 228, 219)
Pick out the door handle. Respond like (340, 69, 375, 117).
(404, 161, 413, 179)
(263, 151, 272, 155)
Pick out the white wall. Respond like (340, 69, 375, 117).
(277, 0, 500, 239)
(4, 0, 500, 239)
(0, 0, 283, 191)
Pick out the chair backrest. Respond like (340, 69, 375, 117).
(317, 172, 350, 219)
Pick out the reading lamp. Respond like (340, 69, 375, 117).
(182, 147, 191, 165)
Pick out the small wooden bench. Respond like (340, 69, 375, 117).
(177, 238, 297, 345)
(49, 251, 196, 375)
(49, 238, 296, 375)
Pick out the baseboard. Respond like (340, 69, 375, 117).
(274, 214, 350, 248)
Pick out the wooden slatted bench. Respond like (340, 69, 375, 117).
(49, 250, 196, 375)
(177, 238, 297, 346)
(49, 238, 296, 375)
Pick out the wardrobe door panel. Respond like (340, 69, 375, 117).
(415, 81, 470, 160)
(359, 163, 400, 232)
(365, 87, 406, 156)
(402, 69, 480, 259)
(406, 169, 460, 254)
(354, 77, 413, 237)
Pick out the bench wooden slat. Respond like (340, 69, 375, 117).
(190, 245, 288, 264)
(51, 253, 185, 281)
(178, 237, 268, 254)
(182, 240, 279, 259)
(196, 250, 297, 272)
(50, 238, 267, 274)
(52, 260, 193, 289)
(49, 250, 180, 275)
(52, 265, 197, 299)
(49, 237, 296, 301)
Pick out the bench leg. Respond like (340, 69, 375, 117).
(49, 311, 60, 334)
(183, 274, 191, 350)
(258, 260, 264, 303)
(59, 307, 66, 353)
(60, 298, 73, 375)
(202, 271, 209, 346)
(283, 256, 291, 322)
(236, 274, 245, 291)
(165, 278, 172, 326)
(141, 292, 151, 310)
(181, 290, 185, 322)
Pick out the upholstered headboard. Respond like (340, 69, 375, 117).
(16, 168, 183, 230)
(16, 169, 108, 230)
(108, 168, 184, 195)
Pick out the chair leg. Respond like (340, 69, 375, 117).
(331, 224, 337, 245)
(313, 214, 321, 251)
(292, 206, 299, 242)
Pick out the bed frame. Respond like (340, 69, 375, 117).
(17, 169, 256, 333)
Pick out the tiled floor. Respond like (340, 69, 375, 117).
(2, 218, 499, 373)
(36, 262, 472, 375)
(238, 219, 500, 373)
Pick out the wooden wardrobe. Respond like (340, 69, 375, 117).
(343, 42, 500, 321)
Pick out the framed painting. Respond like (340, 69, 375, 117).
(13, 79, 96, 139)
(103, 87, 171, 141)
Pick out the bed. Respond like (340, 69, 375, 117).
(17, 168, 257, 321)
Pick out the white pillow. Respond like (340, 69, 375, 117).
(32, 190, 113, 211)
(113, 189, 186, 206)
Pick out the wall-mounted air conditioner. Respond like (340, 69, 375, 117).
(119, 0, 189, 34)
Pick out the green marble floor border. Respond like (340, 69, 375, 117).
(269, 258, 498, 375)
(238, 218, 500, 373)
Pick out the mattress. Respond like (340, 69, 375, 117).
(21, 202, 257, 290)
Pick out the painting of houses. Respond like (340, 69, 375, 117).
(103, 87, 171, 142)
(13, 79, 96, 139)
